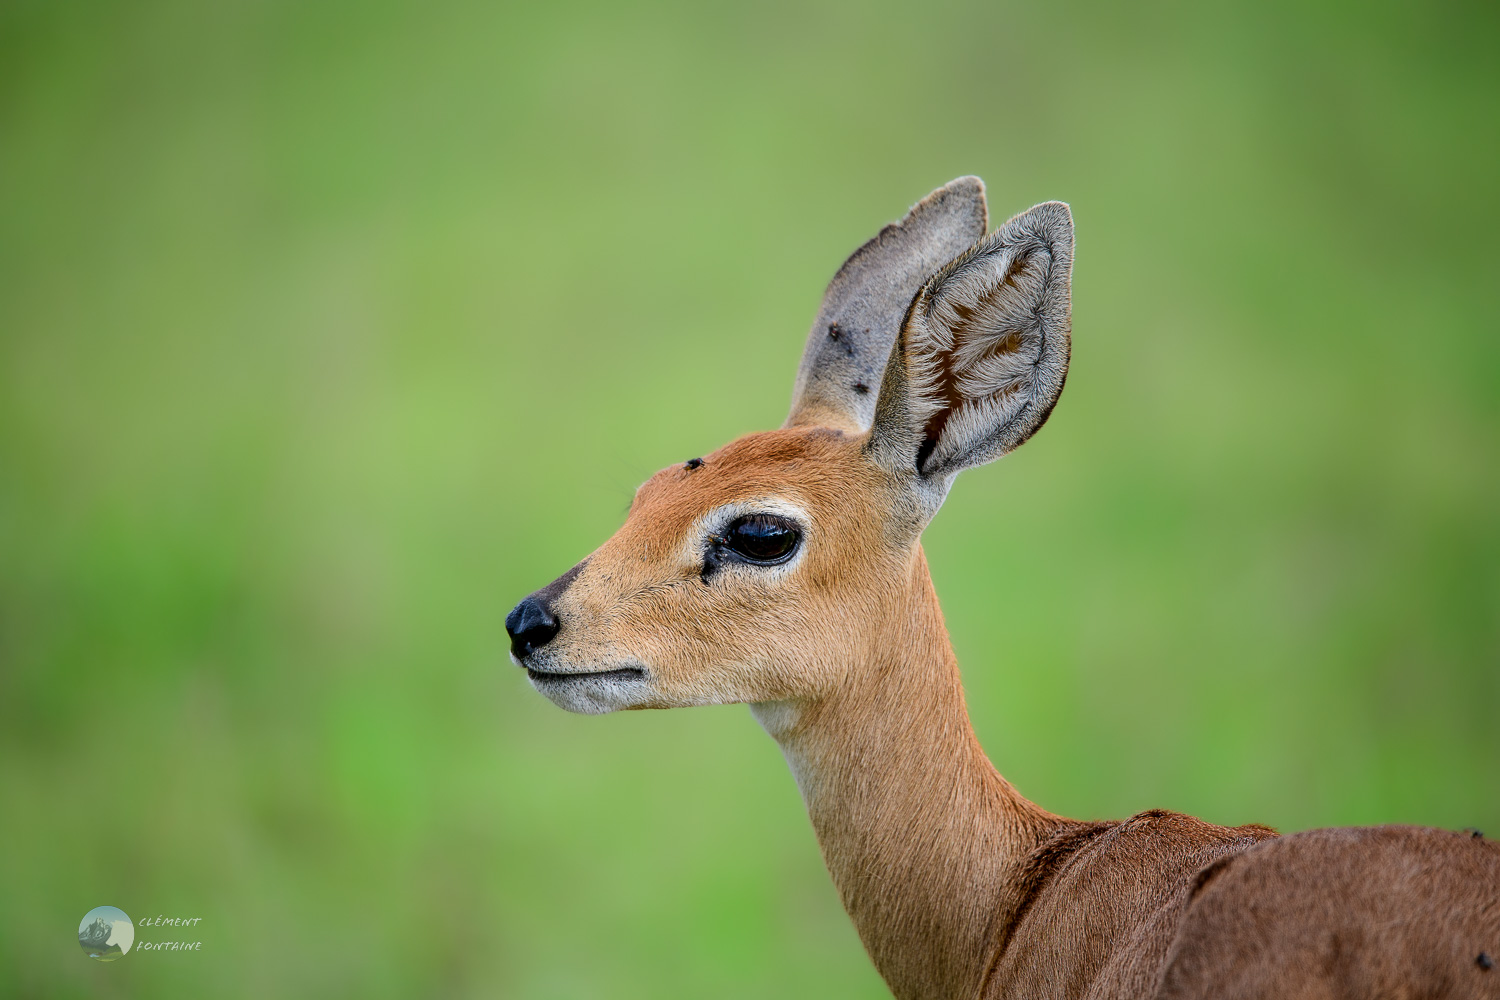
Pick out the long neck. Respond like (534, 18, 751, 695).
(753, 548, 1060, 1000)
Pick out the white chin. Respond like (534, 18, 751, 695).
(527, 672, 645, 714)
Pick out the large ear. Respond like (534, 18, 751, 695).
(867, 201, 1073, 493)
(785, 177, 988, 433)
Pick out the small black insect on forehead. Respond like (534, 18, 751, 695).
(684, 457, 703, 471)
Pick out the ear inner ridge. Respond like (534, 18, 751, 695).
(913, 252, 1033, 473)
(872, 200, 1074, 484)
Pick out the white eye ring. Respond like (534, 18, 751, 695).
(711, 514, 802, 565)
(691, 499, 811, 579)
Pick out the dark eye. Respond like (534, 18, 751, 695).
(719, 514, 801, 565)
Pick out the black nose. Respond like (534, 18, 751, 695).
(506, 595, 560, 659)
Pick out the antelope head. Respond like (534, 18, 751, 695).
(506, 177, 1073, 721)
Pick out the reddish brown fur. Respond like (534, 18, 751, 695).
(1157, 827, 1500, 999)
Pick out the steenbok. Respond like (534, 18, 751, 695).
(507, 177, 1500, 1000)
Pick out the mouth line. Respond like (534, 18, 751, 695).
(525, 666, 647, 684)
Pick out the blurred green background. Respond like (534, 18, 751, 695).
(2, 0, 1496, 996)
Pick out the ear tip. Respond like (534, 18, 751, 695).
(1008, 200, 1075, 252)
(1029, 199, 1073, 228)
(944, 175, 987, 198)
(906, 175, 989, 234)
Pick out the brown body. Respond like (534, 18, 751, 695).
(506, 179, 1500, 998)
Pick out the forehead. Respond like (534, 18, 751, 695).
(629, 426, 870, 529)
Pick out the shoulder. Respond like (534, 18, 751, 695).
(982, 812, 1274, 999)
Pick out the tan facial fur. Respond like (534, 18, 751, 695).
(523, 426, 909, 714)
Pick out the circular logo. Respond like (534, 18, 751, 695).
(78, 906, 133, 961)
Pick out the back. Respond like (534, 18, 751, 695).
(1157, 826, 1500, 999)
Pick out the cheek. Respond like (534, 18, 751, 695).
(635, 577, 810, 659)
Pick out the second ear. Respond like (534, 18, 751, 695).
(786, 177, 989, 434)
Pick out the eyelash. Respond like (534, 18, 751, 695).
(702, 513, 803, 580)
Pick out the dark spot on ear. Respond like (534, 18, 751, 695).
(1479, 952, 1494, 971)
(852, 382, 869, 395)
(1463, 827, 1484, 839)
(821, 320, 857, 358)
(684, 458, 702, 470)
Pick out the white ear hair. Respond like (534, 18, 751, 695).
(868, 201, 1073, 488)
